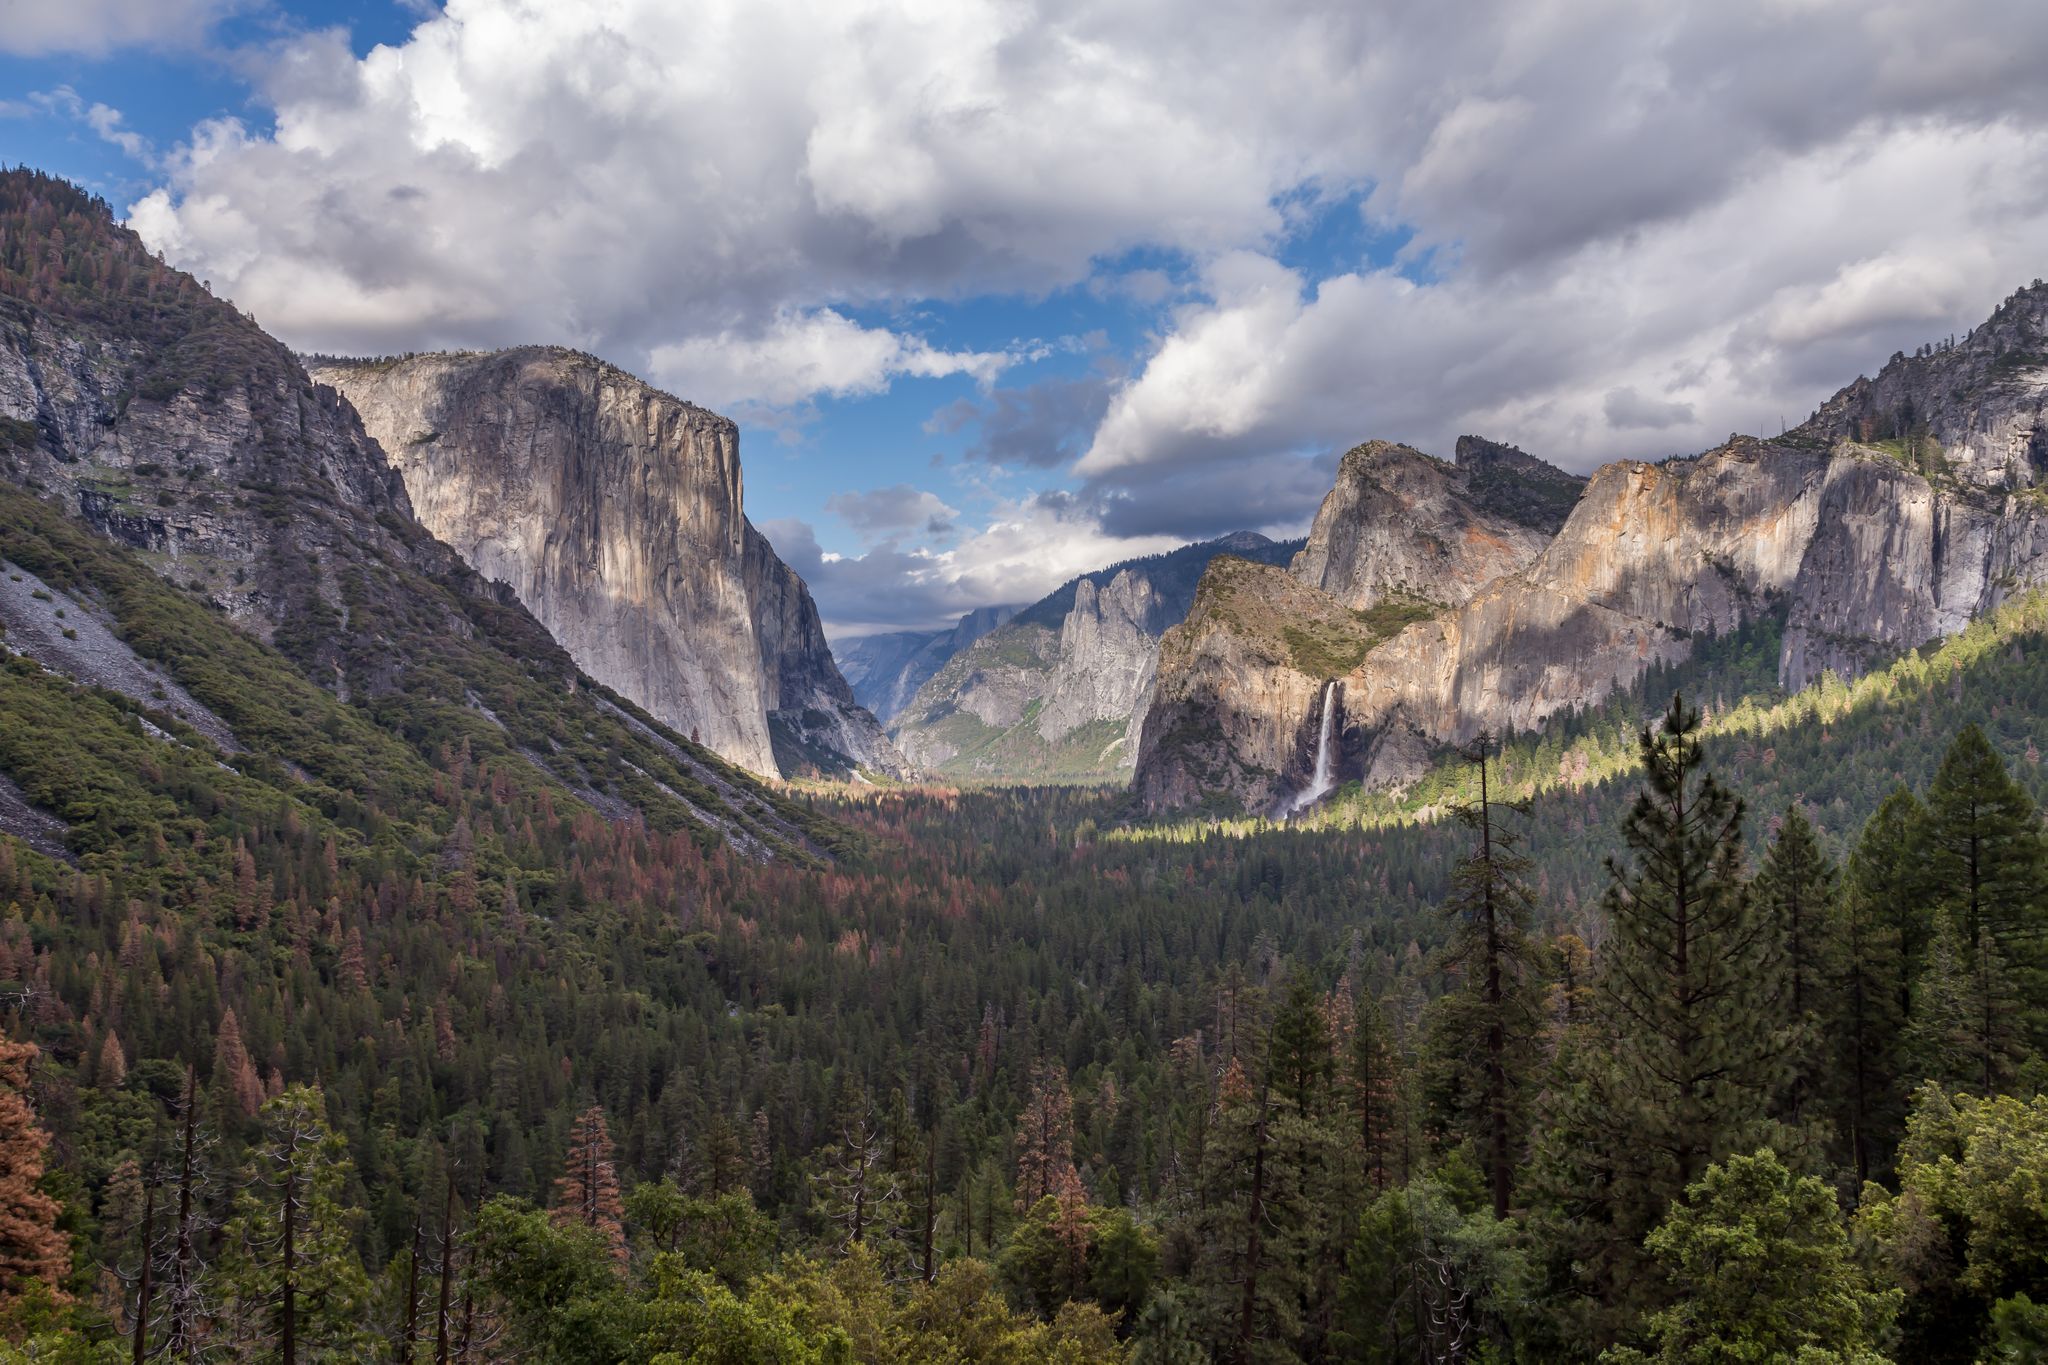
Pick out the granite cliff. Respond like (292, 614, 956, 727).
(1290, 438, 1580, 610)
(891, 532, 1299, 781)
(1137, 285, 2048, 813)
(310, 349, 901, 780)
(0, 170, 844, 859)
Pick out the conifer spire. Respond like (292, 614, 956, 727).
(551, 1106, 625, 1266)
(0, 1038, 67, 1304)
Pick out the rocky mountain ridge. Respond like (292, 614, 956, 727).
(891, 531, 1300, 781)
(309, 348, 901, 781)
(1136, 284, 2048, 813)
(835, 604, 1019, 725)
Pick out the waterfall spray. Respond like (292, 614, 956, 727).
(1287, 680, 1341, 815)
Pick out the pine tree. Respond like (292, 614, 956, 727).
(1753, 806, 1836, 1120)
(211, 1007, 264, 1122)
(1185, 994, 1342, 1365)
(1346, 992, 1401, 1193)
(809, 1085, 903, 1259)
(0, 1038, 68, 1305)
(97, 1029, 127, 1088)
(1267, 972, 1333, 1117)
(1527, 695, 1788, 1341)
(215, 1085, 373, 1361)
(1920, 726, 2048, 1010)
(1848, 786, 1933, 993)
(692, 1115, 748, 1198)
(1829, 871, 1906, 1184)
(1903, 911, 2025, 1094)
(1013, 1062, 1080, 1211)
(1426, 734, 1541, 1218)
(551, 1106, 625, 1267)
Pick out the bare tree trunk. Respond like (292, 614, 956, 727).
(131, 1181, 155, 1365)
(400, 1216, 423, 1363)
(435, 1181, 456, 1365)
(169, 1068, 201, 1359)
(281, 1165, 297, 1365)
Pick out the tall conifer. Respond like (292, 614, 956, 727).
(1754, 806, 1837, 1120)
(0, 1038, 67, 1304)
(1919, 726, 2047, 1040)
(1426, 733, 1541, 1218)
(1527, 696, 1787, 1342)
(1923, 728, 2047, 938)
(551, 1107, 625, 1267)
(1904, 911, 2025, 1094)
(1829, 869, 1906, 1184)
(215, 1085, 373, 1360)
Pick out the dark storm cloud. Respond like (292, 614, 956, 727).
(929, 371, 1118, 469)
(1084, 450, 1341, 541)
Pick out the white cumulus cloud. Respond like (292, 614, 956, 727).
(99, 0, 2048, 624)
(649, 311, 1007, 412)
(1083, 122, 2048, 476)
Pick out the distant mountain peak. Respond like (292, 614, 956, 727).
(889, 530, 1302, 782)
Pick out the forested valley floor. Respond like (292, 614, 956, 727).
(2, 542, 2048, 1360)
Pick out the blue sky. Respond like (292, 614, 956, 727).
(1, 0, 1401, 627)
(8, 0, 2047, 634)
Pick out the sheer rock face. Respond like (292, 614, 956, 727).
(1289, 440, 1570, 611)
(1135, 559, 1359, 812)
(1136, 287, 2048, 814)
(890, 531, 1299, 780)
(0, 175, 842, 859)
(741, 521, 908, 778)
(311, 349, 900, 780)
(1795, 282, 2048, 490)
(1036, 570, 1171, 745)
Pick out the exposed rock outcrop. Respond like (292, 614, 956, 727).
(0, 170, 840, 857)
(1136, 556, 1376, 811)
(1795, 283, 2048, 489)
(1290, 440, 1578, 610)
(0, 560, 242, 752)
(311, 349, 901, 780)
(1452, 435, 1589, 532)
(835, 604, 1018, 725)
(1037, 569, 1171, 743)
(892, 532, 1299, 781)
(1136, 283, 2048, 813)
(0, 285, 419, 674)
(743, 520, 908, 778)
